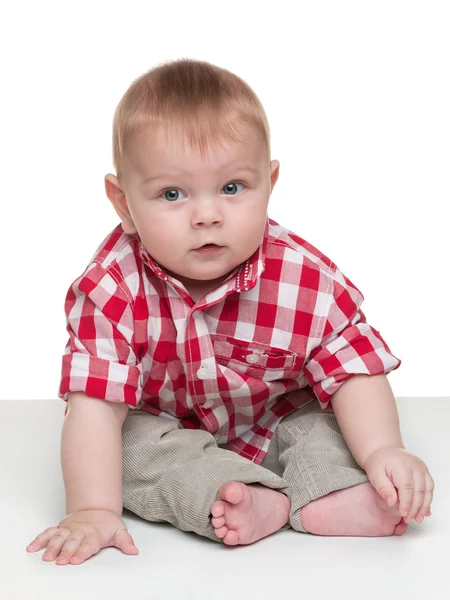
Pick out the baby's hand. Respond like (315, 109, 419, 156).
(364, 447, 434, 524)
(26, 509, 139, 565)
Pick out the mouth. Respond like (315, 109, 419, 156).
(193, 243, 225, 254)
(194, 243, 223, 250)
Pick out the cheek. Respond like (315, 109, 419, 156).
(239, 212, 268, 247)
(134, 202, 163, 227)
(136, 210, 180, 247)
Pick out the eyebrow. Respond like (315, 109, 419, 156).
(140, 165, 260, 187)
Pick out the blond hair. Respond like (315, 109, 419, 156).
(112, 58, 271, 182)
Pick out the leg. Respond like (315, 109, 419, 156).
(121, 410, 287, 543)
(273, 399, 408, 537)
(209, 425, 294, 545)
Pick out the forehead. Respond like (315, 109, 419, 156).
(127, 122, 265, 173)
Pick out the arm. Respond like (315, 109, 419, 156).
(330, 374, 405, 470)
(61, 392, 129, 516)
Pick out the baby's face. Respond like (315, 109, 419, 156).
(106, 124, 279, 292)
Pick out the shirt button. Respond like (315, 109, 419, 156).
(197, 366, 208, 379)
(246, 353, 260, 364)
(202, 400, 215, 409)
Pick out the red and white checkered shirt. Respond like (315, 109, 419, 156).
(59, 217, 401, 464)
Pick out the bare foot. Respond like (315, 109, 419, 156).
(301, 481, 409, 537)
(210, 482, 290, 545)
(373, 491, 409, 536)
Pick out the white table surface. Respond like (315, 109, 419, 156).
(1, 397, 448, 600)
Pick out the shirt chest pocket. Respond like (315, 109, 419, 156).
(212, 337, 300, 382)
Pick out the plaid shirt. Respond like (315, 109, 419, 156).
(59, 217, 401, 464)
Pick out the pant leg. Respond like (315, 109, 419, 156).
(121, 410, 288, 543)
(268, 399, 370, 533)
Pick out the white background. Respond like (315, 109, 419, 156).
(1, 0, 448, 400)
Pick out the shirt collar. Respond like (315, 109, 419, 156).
(137, 216, 269, 294)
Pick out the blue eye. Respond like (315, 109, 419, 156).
(161, 182, 245, 202)
(223, 182, 244, 195)
(163, 189, 185, 202)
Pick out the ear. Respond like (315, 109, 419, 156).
(270, 160, 280, 191)
(104, 174, 137, 234)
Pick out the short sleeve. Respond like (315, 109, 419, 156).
(303, 267, 401, 408)
(58, 262, 144, 411)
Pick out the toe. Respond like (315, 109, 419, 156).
(211, 516, 225, 528)
(210, 500, 226, 518)
(393, 518, 409, 536)
(214, 526, 228, 539)
(223, 530, 239, 545)
(219, 481, 245, 505)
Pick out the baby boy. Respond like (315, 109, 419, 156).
(26, 58, 434, 565)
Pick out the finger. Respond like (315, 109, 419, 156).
(114, 529, 139, 554)
(395, 474, 415, 518)
(415, 473, 435, 522)
(404, 472, 426, 524)
(370, 470, 397, 506)
(67, 535, 101, 564)
(42, 529, 72, 562)
(54, 532, 88, 565)
(26, 527, 60, 552)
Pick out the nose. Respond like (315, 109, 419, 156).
(191, 197, 224, 227)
